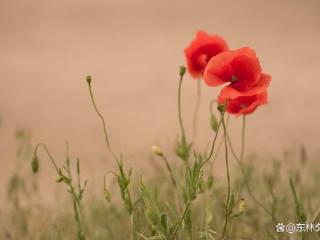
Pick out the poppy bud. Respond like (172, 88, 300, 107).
(31, 155, 39, 173)
(151, 145, 163, 157)
(239, 198, 247, 212)
(217, 105, 225, 113)
(179, 66, 186, 77)
(86, 75, 92, 85)
(210, 114, 218, 132)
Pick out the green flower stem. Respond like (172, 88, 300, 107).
(169, 201, 191, 240)
(240, 116, 246, 163)
(178, 72, 186, 142)
(226, 116, 273, 219)
(221, 114, 231, 239)
(157, 153, 181, 212)
(192, 79, 201, 142)
(199, 106, 225, 169)
(160, 155, 177, 187)
(86, 77, 133, 221)
(87, 79, 117, 160)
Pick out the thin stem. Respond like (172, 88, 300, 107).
(200, 107, 226, 169)
(192, 79, 201, 142)
(34, 143, 59, 172)
(87, 81, 117, 160)
(169, 202, 191, 240)
(161, 155, 177, 187)
(222, 115, 231, 239)
(178, 74, 186, 141)
(211, 115, 230, 166)
(226, 118, 273, 219)
(240, 116, 246, 163)
(160, 154, 181, 212)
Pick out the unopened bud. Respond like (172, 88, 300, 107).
(86, 75, 92, 85)
(210, 114, 218, 132)
(179, 66, 186, 77)
(151, 145, 163, 157)
(217, 105, 225, 113)
(31, 155, 39, 173)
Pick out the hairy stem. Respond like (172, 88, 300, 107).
(222, 115, 231, 239)
(87, 80, 117, 160)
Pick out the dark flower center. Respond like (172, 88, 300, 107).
(231, 75, 238, 84)
(240, 104, 247, 109)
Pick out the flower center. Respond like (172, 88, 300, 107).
(240, 104, 247, 109)
(231, 75, 238, 84)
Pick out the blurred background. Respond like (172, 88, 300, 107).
(1, 0, 320, 201)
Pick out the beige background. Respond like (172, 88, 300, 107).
(1, 0, 320, 199)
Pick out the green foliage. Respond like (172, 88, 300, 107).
(175, 136, 192, 163)
(117, 156, 133, 214)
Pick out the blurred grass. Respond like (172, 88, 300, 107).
(1, 129, 320, 239)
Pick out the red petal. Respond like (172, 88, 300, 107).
(219, 91, 268, 116)
(184, 31, 229, 79)
(203, 51, 234, 86)
(219, 73, 271, 101)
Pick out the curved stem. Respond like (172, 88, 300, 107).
(200, 120, 222, 169)
(222, 115, 231, 239)
(34, 143, 59, 172)
(209, 99, 216, 116)
(178, 74, 186, 142)
(192, 79, 201, 142)
(161, 155, 177, 187)
(226, 118, 273, 219)
(87, 81, 117, 160)
(200, 105, 226, 169)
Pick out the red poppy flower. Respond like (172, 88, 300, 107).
(218, 91, 268, 116)
(203, 47, 271, 97)
(184, 31, 229, 78)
